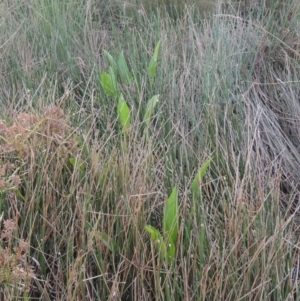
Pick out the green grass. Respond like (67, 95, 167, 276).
(1, 0, 300, 300)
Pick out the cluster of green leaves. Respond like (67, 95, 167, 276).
(145, 158, 212, 263)
(96, 42, 162, 253)
(99, 41, 213, 267)
(100, 41, 161, 139)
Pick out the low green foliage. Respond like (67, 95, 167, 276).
(147, 40, 161, 88)
(97, 231, 120, 255)
(163, 186, 178, 246)
(145, 186, 178, 263)
(117, 94, 131, 131)
(145, 160, 211, 266)
(117, 51, 134, 84)
(191, 158, 212, 199)
(100, 68, 119, 99)
(143, 94, 159, 141)
(100, 41, 161, 137)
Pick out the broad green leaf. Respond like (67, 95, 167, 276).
(163, 186, 178, 244)
(117, 51, 133, 84)
(73, 134, 83, 146)
(109, 66, 118, 96)
(98, 232, 119, 255)
(103, 50, 117, 73)
(166, 239, 176, 261)
(117, 94, 131, 130)
(147, 40, 161, 84)
(145, 225, 170, 262)
(191, 158, 212, 198)
(69, 157, 85, 173)
(143, 95, 159, 128)
(199, 158, 212, 179)
(145, 225, 163, 241)
(100, 69, 118, 98)
(157, 240, 168, 262)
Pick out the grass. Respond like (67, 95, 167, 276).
(1, 0, 300, 300)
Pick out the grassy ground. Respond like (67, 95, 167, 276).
(1, 0, 300, 300)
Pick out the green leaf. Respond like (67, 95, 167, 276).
(117, 94, 131, 130)
(143, 95, 159, 128)
(143, 94, 159, 142)
(69, 157, 85, 173)
(145, 225, 163, 241)
(145, 225, 176, 262)
(103, 50, 117, 73)
(109, 66, 118, 96)
(100, 69, 118, 98)
(98, 232, 119, 255)
(69, 158, 75, 166)
(145, 225, 169, 261)
(191, 158, 212, 198)
(117, 51, 133, 84)
(166, 239, 176, 261)
(147, 40, 161, 85)
(163, 186, 178, 244)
